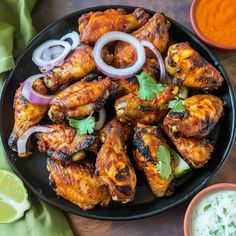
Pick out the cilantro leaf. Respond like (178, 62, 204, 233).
(136, 72, 164, 100)
(156, 144, 172, 179)
(68, 114, 95, 135)
(167, 97, 185, 113)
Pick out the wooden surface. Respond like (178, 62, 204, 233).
(32, 1, 236, 235)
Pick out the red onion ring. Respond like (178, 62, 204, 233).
(140, 40, 166, 82)
(95, 108, 106, 130)
(60, 31, 80, 50)
(22, 74, 53, 105)
(93, 31, 146, 79)
(17, 126, 54, 157)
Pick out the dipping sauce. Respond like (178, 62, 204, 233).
(195, 0, 236, 47)
(191, 190, 236, 236)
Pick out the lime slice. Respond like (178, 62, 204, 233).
(0, 170, 30, 223)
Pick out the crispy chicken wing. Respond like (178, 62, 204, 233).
(165, 43, 223, 90)
(114, 13, 170, 68)
(163, 94, 223, 138)
(96, 119, 137, 203)
(8, 79, 48, 154)
(115, 83, 179, 125)
(47, 159, 111, 210)
(133, 124, 175, 197)
(78, 8, 150, 44)
(36, 124, 98, 162)
(48, 78, 111, 123)
(44, 45, 95, 91)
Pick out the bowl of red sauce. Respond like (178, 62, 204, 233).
(190, 0, 236, 50)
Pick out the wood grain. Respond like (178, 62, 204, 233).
(32, 1, 236, 235)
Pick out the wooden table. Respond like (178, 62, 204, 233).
(32, 1, 236, 235)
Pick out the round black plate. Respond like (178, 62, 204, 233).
(0, 5, 235, 220)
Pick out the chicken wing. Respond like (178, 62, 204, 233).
(133, 123, 175, 197)
(165, 43, 223, 90)
(115, 83, 179, 125)
(8, 79, 48, 154)
(114, 13, 170, 68)
(36, 124, 98, 162)
(163, 94, 223, 138)
(44, 45, 95, 91)
(78, 8, 150, 44)
(96, 119, 137, 203)
(48, 78, 111, 123)
(163, 125, 214, 168)
(47, 159, 111, 210)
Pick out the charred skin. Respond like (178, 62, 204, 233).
(8, 79, 48, 155)
(133, 123, 175, 197)
(44, 45, 95, 91)
(165, 43, 223, 90)
(48, 78, 111, 123)
(36, 124, 98, 162)
(78, 8, 150, 44)
(47, 159, 111, 210)
(96, 119, 137, 203)
(114, 12, 170, 68)
(163, 94, 223, 138)
(115, 83, 179, 125)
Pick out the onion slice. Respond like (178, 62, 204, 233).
(95, 108, 106, 130)
(22, 74, 53, 105)
(61, 31, 80, 50)
(94, 31, 146, 79)
(32, 40, 71, 71)
(17, 126, 54, 157)
(140, 40, 166, 82)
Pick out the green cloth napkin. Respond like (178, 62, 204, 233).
(0, 1, 73, 235)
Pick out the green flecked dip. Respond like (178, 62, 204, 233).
(191, 190, 236, 236)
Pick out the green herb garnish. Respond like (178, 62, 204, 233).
(166, 97, 185, 113)
(136, 72, 164, 100)
(156, 144, 172, 179)
(204, 204, 211, 211)
(68, 114, 95, 135)
(223, 208, 227, 215)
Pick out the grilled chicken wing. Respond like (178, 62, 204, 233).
(163, 94, 223, 138)
(133, 124, 175, 197)
(36, 124, 98, 162)
(48, 78, 111, 123)
(165, 43, 223, 90)
(114, 13, 170, 68)
(96, 119, 137, 203)
(47, 159, 111, 210)
(78, 8, 149, 44)
(163, 125, 214, 168)
(44, 45, 95, 91)
(115, 83, 179, 125)
(8, 79, 48, 155)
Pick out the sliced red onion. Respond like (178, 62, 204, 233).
(32, 40, 71, 72)
(17, 126, 54, 157)
(140, 40, 166, 82)
(95, 108, 106, 130)
(94, 31, 146, 79)
(22, 74, 53, 105)
(60, 31, 80, 50)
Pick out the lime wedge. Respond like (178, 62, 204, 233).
(0, 170, 30, 223)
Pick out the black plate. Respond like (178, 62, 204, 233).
(0, 5, 236, 220)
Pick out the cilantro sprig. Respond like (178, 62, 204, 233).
(166, 97, 185, 113)
(136, 72, 164, 100)
(156, 144, 172, 179)
(68, 113, 95, 135)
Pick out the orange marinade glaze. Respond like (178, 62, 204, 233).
(195, 0, 236, 46)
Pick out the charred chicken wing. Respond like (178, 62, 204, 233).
(133, 124, 175, 197)
(48, 78, 111, 123)
(47, 159, 111, 210)
(96, 119, 137, 203)
(8, 79, 48, 155)
(78, 8, 149, 44)
(36, 124, 98, 162)
(165, 43, 223, 90)
(44, 45, 95, 91)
